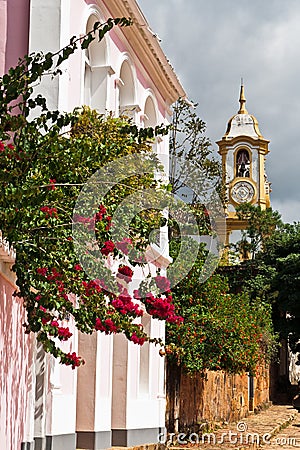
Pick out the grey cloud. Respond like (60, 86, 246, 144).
(138, 0, 300, 222)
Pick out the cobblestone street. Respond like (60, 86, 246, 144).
(170, 405, 300, 450)
(267, 420, 300, 449)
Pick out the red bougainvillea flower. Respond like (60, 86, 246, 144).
(0, 142, 5, 152)
(105, 216, 112, 231)
(100, 240, 115, 256)
(46, 267, 62, 281)
(111, 292, 143, 317)
(50, 320, 59, 327)
(130, 332, 146, 346)
(155, 275, 171, 293)
(36, 267, 48, 277)
(73, 214, 95, 230)
(117, 265, 133, 282)
(167, 314, 184, 324)
(58, 327, 72, 341)
(98, 204, 107, 216)
(48, 178, 57, 190)
(95, 317, 118, 333)
(130, 331, 147, 345)
(115, 237, 132, 255)
(104, 318, 118, 332)
(74, 264, 82, 271)
(40, 206, 58, 218)
(145, 292, 183, 324)
(42, 317, 50, 325)
(95, 204, 107, 221)
(82, 279, 102, 297)
(65, 352, 83, 369)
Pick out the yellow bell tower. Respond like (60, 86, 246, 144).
(217, 84, 271, 244)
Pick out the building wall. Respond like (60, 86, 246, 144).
(0, 0, 30, 75)
(166, 363, 270, 433)
(0, 257, 35, 449)
(0, 1, 184, 449)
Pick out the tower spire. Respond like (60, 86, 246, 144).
(238, 79, 248, 114)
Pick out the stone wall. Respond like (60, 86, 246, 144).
(166, 362, 270, 433)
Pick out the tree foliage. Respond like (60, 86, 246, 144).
(165, 238, 276, 374)
(164, 107, 276, 374)
(260, 222, 300, 356)
(0, 18, 180, 368)
(233, 203, 282, 259)
(169, 97, 222, 203)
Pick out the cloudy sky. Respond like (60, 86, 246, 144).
(138, 0, 300, 223)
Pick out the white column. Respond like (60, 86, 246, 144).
(76, 332, 113, 449)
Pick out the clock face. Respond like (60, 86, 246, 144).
(231, 181, 255, 204)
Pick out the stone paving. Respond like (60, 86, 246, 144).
(170, 405, 300, 449)
(84, 405, 300, 450)
(267, 420, 300, 449)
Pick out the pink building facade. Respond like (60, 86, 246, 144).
(0, 1, 185, 449)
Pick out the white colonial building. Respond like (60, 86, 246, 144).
(0, 1, 185, 449)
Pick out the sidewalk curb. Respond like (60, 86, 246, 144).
(268, 409, 297, 438)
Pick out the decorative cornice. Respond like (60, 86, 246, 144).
(217, 135, 270, 154)
(101, 0, 186, 105)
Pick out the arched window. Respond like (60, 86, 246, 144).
(143, 96, 157, 128)
(118, 60, 139, 120)
(143, 96, 157, 151)
(236, 149, 250, 178)
(84, 14, 109, 113)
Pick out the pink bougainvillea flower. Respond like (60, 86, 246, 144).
(155, 275, 171, 293)
(133, 289, 141, 300)
(115, 237, 132, 255)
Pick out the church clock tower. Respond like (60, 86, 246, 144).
(217, 84, 271, 242)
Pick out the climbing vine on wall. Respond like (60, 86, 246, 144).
(0, 19, 181, 368)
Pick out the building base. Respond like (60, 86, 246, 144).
(112, 428, 160, 447)
(76, 431, 112, 450)
(21, 442, 35, 450)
